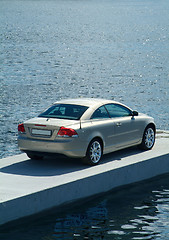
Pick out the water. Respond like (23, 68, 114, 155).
(0, 0, 169, 159)
(0, 0, 169, 238)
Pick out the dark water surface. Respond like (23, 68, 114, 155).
(0, 0, 169, 239)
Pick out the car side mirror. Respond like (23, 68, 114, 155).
(132, 111, 138, 116)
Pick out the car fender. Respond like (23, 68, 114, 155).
(85, 130, 105, 151)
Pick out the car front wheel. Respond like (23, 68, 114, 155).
(140, 126, 155, 150)
(83, 139, 103, 166)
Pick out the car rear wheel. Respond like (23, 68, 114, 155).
(139, 126, 155, 150)
(83, 139, 103, 166)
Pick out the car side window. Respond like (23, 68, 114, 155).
(91, 106, 110, 119)
(105, 104, 132, 118)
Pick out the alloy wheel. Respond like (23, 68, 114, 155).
(89, 140, 102, 164)
(144, 127, 155, 149)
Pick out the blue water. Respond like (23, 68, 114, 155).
(0, 0, 169, 159)
(0, 0, 169, 238)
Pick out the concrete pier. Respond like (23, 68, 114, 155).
(0, 131, 169, 226)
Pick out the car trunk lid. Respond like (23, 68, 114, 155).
(23, 117, 79, 140)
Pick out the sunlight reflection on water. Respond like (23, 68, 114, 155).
(0, 0, 169, 238)
(0, 0, 169, 159)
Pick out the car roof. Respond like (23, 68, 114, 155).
(54, 98, 118, 108)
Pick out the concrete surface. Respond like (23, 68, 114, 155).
(0, 130, 169, 226)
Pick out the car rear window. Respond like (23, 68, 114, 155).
(38, 104, 88, 120)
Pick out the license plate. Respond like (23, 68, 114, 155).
(32, 129, 52, 136)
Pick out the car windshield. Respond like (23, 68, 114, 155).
(38, 104, 88, 120)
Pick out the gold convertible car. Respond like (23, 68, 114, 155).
(18, 98, 156, 165)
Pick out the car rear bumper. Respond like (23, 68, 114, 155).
(18, 135, 87, 158)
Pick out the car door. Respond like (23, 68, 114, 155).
(89, 105, 116, 153)
(105, 104, 140, 149)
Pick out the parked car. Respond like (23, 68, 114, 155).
(18, 98, 156, 165)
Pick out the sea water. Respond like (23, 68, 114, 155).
(0, 0, 168, 158)
(0, 0, 169, 239)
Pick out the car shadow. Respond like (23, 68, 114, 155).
(102, 146, 143, 164)
(0, 156, 87, 177)
(0, 146, 142, 177)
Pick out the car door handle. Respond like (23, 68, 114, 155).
(116, 122, 122, 127)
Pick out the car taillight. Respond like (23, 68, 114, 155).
(18, 123, 25, 133)
(57, 126, 78, 138)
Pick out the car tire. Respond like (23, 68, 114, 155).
(27, 153, 43, 160)
(139, 126, 155, 150)
(82, 138, 103, 166)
